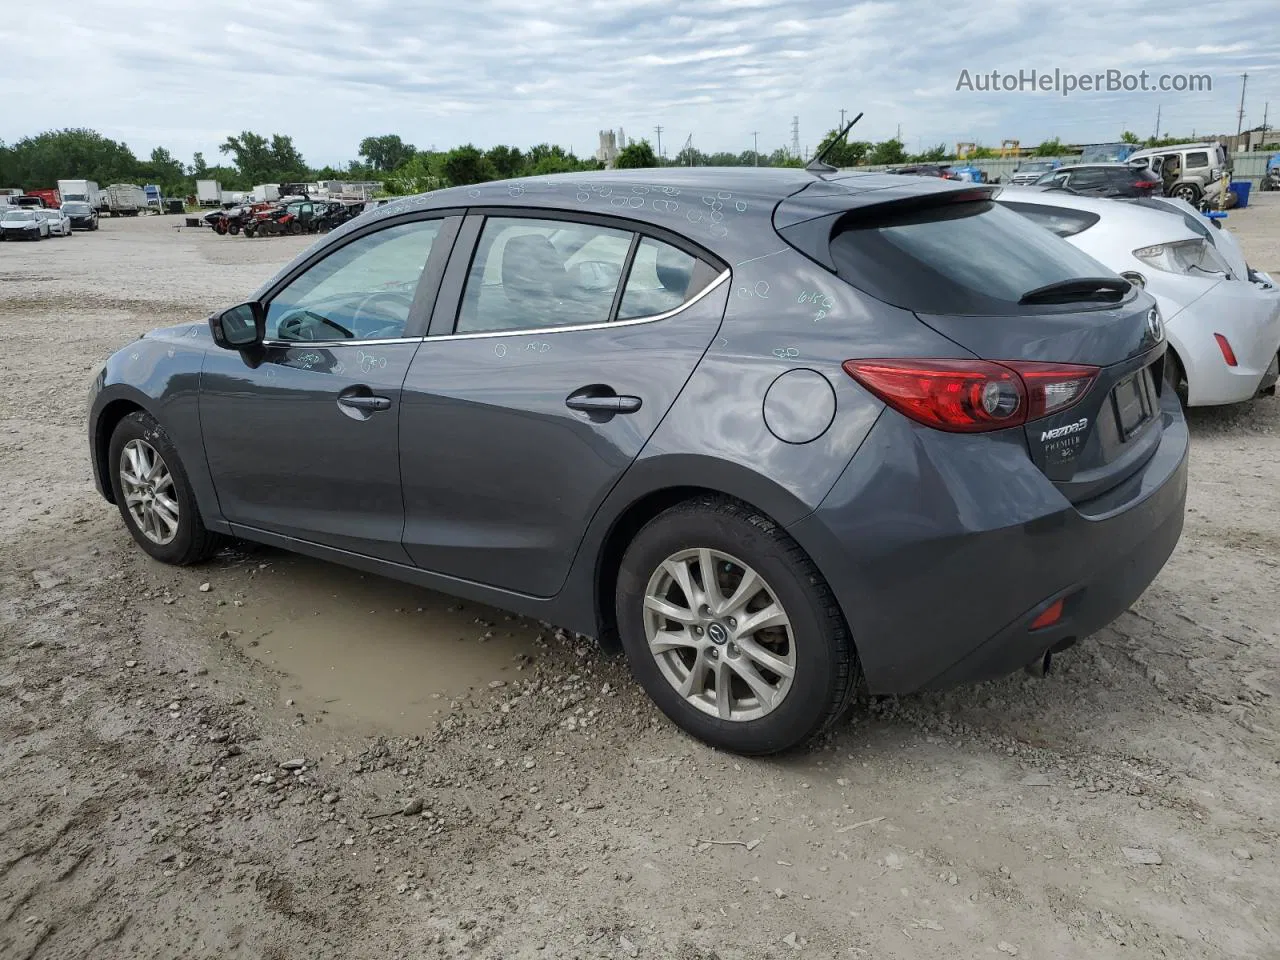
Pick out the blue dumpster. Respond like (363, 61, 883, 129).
(1230, 180, 1252, 208)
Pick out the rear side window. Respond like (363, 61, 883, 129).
(617, 238, 717, 320)
(829, 200, 1113, 315)
(1185, 151, 1209, 169)
(457, 217, 633, 334)
(1000, 202, 1100, 238)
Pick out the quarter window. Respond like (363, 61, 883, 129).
(617, 237, 709, 319)
(266, 219, 442, 342)
(1185, 151, 1209, 169)
(456, 217, 633, 334)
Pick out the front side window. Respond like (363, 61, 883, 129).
(266, 219, 442, 342)
(456, 217, 632, 334)
(1185, 151, 1209, 169)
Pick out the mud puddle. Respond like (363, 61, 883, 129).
(217, 550, 547, 736)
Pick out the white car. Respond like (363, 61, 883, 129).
(0, 207, 51, 240)
(36, 207, 73, 237)
(997, 187, 1280, 406)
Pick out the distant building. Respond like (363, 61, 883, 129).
(596, 128, 627, 168)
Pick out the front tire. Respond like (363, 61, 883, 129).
(108, 411, 223, 565)
(615, 497, 859, 755)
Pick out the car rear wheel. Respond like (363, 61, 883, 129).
(1165, 349, 1188, 407)
(108, 411, 224, 565)
(615, 497, 859, 755)
(1172, 183, 1201, 204)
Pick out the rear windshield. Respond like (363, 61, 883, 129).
(829, 200, 1114, 315)
(62, 202, 91, 213)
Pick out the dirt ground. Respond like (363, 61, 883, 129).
(1, 199, 1278, 960)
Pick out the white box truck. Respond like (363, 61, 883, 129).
(196, 180, 222, 206)
(251, 183, 280, 203)
(105, 183, 148, 216)
(56, 180, 103, 211)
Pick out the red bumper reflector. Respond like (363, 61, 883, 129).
(1029, 599, 1064, 631)
(1214, 333, 1238, 367)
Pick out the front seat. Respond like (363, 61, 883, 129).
(502, 235, 566, 326)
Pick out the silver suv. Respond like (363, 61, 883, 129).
(1127, 142, 1229, 204)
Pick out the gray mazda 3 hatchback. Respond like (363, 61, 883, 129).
(88, 168, 1188, 754)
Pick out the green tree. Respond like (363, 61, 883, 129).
(485, 145, 525, 178)
(219, 132, 273, 182)
(441, 144, 497, 186)
(1034, 138, 1066, 157)
(869, 138, 907, 165)
(615, 139, 658, 169)
(672, 145, 708, 167)
(0, 128, 139, 188)
(269, 134, 307, 180)
(909, 143, 949, 163)
(815, 129, 873, 167)
(358, 134, 416, 172)
(188, 151, 209, 178)
(705, 152, 741, 167)
(1121, 130, 1142, 144)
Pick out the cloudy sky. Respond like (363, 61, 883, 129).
(3, 0, 1278, 166)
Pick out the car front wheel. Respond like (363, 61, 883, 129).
(615, 497, 859, 755)
(108, 411, 223, 565)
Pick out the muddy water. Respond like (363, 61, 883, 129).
(217, 550, 548, 736)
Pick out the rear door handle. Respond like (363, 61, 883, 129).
(565, 395, 642, 413)
(338, 395, 391, 412)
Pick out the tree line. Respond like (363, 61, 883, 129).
(4, 126, 1268, 198)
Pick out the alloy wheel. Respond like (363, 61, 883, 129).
(643, 548, 795, 721)
(119, 439, 180, 545)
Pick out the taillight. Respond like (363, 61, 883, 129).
(842, 359, 1099, 433)
(1134, 179, 1161, 190)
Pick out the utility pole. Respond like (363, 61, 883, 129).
(896, 123, 901, 144)
(1153, 105, 1161, 141)
(1262, 102, 1270, 148)
(654, 125, 664, 159)
(1236, 73, 1248, 138)
(839, 108, 847, 129)
(751, 131, 759, 165)
(790, 116, 800, 159)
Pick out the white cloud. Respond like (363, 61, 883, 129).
(1, 0, 1277, 167)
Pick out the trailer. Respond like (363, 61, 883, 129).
(56, 180, 103, 211)
(105, 183, 147, 216)
(196, 180, 222, 206)
(250, 183, 280, 204)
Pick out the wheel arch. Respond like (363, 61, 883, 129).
(91, 390, 153, 504)
(578, 456, 826, 651)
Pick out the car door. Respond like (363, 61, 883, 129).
(399, 212, 729, 597)
(200, 213, 460, 562)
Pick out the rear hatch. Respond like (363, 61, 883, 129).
(776, 179, 1167, 504)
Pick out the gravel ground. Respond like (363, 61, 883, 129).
(1, 202, 1278, 960)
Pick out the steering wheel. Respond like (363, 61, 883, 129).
(278, 310, 354, 341)
(352, 292, 415, 336)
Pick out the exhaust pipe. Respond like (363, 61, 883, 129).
(1024, 637, 1077, 678)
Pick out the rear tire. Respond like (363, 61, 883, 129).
(1172, 183, 1201, 204)
(1165, 349, 1189, 407)
(108, 411, 224, 565)
(615, 496, 859, 755)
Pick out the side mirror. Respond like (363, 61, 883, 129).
(209, 302, 265, 350)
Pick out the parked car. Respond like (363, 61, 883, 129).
(1, 207, 51, 240)
(88, 169, 1187, 755)
(888, 163, 954, 178)
(36, 207, 74, 237)
(1032, 164, 1163, 198)
(1008, 159, 1062, 186)
(999, 187, 1280, 407)
(61, 200, 100, 230)
(1079, 142, 1139, 164)
(1126, 142, 1230, 204)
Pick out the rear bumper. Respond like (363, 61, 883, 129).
(787, 390, 1189, 694)
(1174, 276, 1280, 406)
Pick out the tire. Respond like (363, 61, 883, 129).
(1172, 183, 1201, 204)
(615, 496, 859, 755)
(1165, 349, 1188, 408)
(107, 411, 224, 565)
(228, 222, 240, 235)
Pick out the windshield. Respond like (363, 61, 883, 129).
(36, 210, 60, 219)
(3, 210, 37, 221)
(1081, 143, 1134, 163)
(62, 202, 91, 214)
(829, 199, 1115, 315)
(1018, 161, 1054, 172)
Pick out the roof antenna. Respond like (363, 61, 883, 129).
(806, 112, 864, 174)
